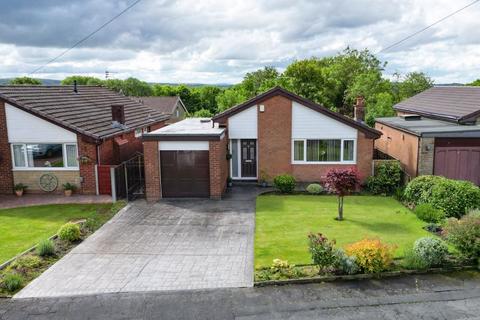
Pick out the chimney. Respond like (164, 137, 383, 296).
(73, 80, 78, 93)
(354, 96, 365, 122)
(111, 104, 125, 125)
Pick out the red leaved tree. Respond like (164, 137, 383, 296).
(325, 168, 360, 221)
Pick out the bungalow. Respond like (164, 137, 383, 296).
(0, 85, 169, 195)
(143, 87, 381, 200)
(134, 96, 188, 124)
(375, 86, 480, 185)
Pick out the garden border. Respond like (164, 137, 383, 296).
(254, 265, 477, 287)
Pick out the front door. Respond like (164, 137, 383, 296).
(241, 139, 257, 178)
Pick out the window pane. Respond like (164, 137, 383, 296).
(26, 144, 64, 167)
(66, 144, 78, 167)
(307, 140, 341, 162)
(231, 140, 239, 177)
(13, 145, 26, 167)
(343, 140, 354, 161)
(293, 140, 304, 161)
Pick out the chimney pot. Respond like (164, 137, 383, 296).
(111, 104, 125, 125)
(73, 80, 78, 93)
(354, 96, 365, 122)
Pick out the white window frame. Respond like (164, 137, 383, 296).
(291, 138, 356, 165)
(134, 128, 142, 138)
(11, 142, 79, 171)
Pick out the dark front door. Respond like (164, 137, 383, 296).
(241, 139, 257, 178)
(160, 150, 210, 197)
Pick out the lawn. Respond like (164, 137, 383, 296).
(255, 195, 431, 268)
(0, 203, 116, 264)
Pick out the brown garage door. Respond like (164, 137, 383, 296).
(160, 151, 210, 197)
(434, 139, 480, 185)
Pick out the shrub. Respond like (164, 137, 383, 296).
(58, 222, 81, 242)
(9, 255, 42, 274)
(404, 175, 444, 204)
(425, 223, 442, 234)
(308, 233, 337, 270)
(2, 273, 23, 292)
(306, 183, 323, 194)
(443, 212, 480, 258)
(271, 259, 290, 271)
(62, 182, 77, 191)
(366, 161, 402, 195)
(414, 204, 446, 223)
(36, 239, 55, 257)
(404, 176, 480, 218)
(334, 250, 359, 275)
(14, 183, 28, 191)
(273, 174, 296, 194)
(401, 248, 429, 270)
(84, 216, 101, 232)
(413, 237, 448, 267)
(346, 238, 395, 273)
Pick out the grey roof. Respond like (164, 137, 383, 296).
(376, 116, 480, 138)
(134, 96, 186, 115)
(0, 85, 169, 141)
(394, 86, 480, 123)
(143, 118, 225, 141)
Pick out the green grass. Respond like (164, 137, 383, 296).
(0, 203, 115, 264)
(255, 195, 431, 268)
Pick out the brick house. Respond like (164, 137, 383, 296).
(143, 87, 381, 200)
(0, 85, 169, 195)
(375, 86, 480, 185)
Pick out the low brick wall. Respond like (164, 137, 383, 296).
(13, 170, 81, 194)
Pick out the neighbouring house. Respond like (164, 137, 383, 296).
(143, 87, 381, 200)
(134, 96, 188, 124)
(0, 85, 169, 195)
(375, 86, 480, 185)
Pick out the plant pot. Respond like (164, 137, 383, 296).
(228, 182, 233, 187)
(64, 190, 73, 197)
(261, 181, 268, 188)
(15, 190, 24, 197)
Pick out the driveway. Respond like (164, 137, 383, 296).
(14, 186, 258, 298)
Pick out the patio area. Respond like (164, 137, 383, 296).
(0, 194, 112, 210)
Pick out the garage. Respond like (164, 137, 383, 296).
(160, 149, 210, 197)
(434, 138, 480, 185)
(142, 118, 228, 200)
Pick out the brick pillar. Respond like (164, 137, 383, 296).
(356, 131, 374, 183)
(209, 136, 228, 199)
(0, 101, 14, 194)
(418, 137, 435, 175)
(144, 140, 161, 202)
(77, 136, 98, 195)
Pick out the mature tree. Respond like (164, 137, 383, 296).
(152, 84, 178, 96)
(325, 168, 360, 221)
(196, 86, 223, 113)
(121, 77, 153, 96)
(192, 108, 213, 117)
(9, 77, 42, 85)
(61, 76, 103, 85)
(242, 66, 280, 97)
(397, 72, 433, 101)
(216, 86, 248, 112)
(467, 79, 480, 86)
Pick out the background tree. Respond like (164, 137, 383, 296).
(192, 108, 213, 117)
(61, 76, 103, 85)
(396, 72, 433, 101)
(325, 168, 360, 221)
(467, 79, 480, 86)
(9, 77, 42, 85)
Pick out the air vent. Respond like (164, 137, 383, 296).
(200, 119, 211, 123)
(400, 114, 422, 121)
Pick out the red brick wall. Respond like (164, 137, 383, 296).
(209, 135, 228, 199)
(257, 95, 293, 179)
(0, 100, 14, 194)
(77, 136, 98, 195)
(144, 140, 161, 202)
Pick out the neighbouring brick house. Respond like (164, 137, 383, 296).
(134, 96, 188, 124)
(375, 86, 480, 185)
(0, 85, 169, 195)
(143, 87, 381, 200)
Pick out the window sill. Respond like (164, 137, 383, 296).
(12, 167, 80, 172)
(292, 161, 356, 165)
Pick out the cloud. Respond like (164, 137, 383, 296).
(0, 0, 479, 83)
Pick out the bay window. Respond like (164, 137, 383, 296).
(11, 143, 79, 169)
(292, 139, 356, 163)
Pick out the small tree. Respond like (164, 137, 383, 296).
(325, 168, 360, 220)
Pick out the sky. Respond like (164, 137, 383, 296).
(0, 0, 479, 84)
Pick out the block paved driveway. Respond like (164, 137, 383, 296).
(15, 187, 258, 298)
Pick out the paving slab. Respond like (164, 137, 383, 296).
(14, 186, 258, 298)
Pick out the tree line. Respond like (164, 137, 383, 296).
(9, 48, 477, 126)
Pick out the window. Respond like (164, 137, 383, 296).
(231, 139, 239, 177)
(134, 128, 142, 138)
(11, 143, 78, 169)
(293, 139, 355, 164)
